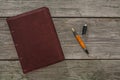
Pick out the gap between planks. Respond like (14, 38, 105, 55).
(1, 59, 120, 61)
(1, 17, 120, 18)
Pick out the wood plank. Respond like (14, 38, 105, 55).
(0, 60, 120, 80)
(0, 0, 120, 17)
(55, 18, 120, 59)
(0, 18, 120, 59)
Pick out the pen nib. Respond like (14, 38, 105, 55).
(84, 49, 89, 56)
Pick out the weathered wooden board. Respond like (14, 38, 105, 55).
(0, 60, 120, 80)
(54, 18, 120, 59)
(0, 18, 120, 59)
(0, 0, 120, 17)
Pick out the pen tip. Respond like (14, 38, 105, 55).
(84, 49, 89, 55)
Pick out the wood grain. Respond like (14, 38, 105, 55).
(0, 0, 120, 17)
(0, 0, 120, 80)
(0, 18, 120, 59)
(54, 18, 120, 59)
(0, 60, 120, 80)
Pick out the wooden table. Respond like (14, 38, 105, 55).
(0, 0, 120, 80)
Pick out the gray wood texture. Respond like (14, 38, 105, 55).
(0, 60, 120, 80)
(0, 0, 120, 79)
(0, 18, 120, 59)
(0, 0, 120, 17)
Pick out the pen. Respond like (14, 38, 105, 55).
(72, 28, 89, 55)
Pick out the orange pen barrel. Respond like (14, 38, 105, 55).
(72, 28, 87, 49)
(75, 35, 86, 49)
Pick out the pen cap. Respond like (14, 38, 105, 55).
(82, 24, 87, 35)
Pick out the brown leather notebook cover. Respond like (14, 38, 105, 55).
(6, 7, 65, 73)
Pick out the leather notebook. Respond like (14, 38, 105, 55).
(6, 7, 65, 73)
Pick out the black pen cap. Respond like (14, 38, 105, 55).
(82, 24, 87, 35)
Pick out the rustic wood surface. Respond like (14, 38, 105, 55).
(0, 0, 120, 80)
(0, 60, 120, 80)
(0, 0, 120, 17)
(0, 18, 120, 59)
